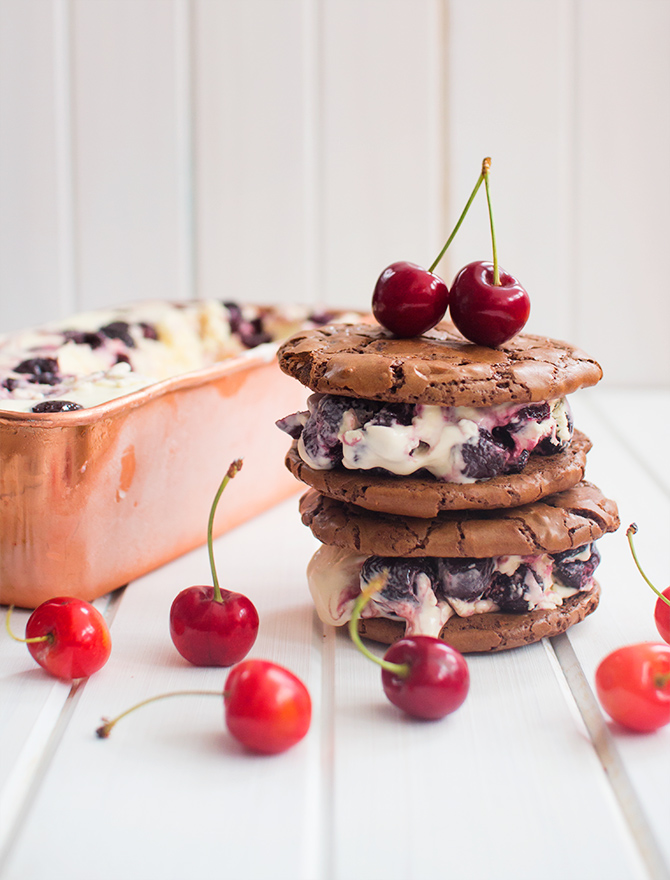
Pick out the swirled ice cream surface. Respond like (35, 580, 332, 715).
(0, 301, 352, 413)
(279, 392, 573, 484)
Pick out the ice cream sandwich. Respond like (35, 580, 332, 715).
(276, 320, 618, 651)
(299, 482, 619, 652)
(277, 321, 602, 510)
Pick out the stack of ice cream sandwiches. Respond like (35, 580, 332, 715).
(276, 320, 619, 652)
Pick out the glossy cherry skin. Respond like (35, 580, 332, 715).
(449, 261, 530, 347)
(372, 261, 449, 338)
(224, 659, 312, 754)
(25, 597, 112, 681)
(381, 636, 469, 720)
(170, 585, 259, 667)
(654, 588, 670, 645)
(595, 643, 670, 732)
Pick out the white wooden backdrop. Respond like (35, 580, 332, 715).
(0, 0, 668, 387)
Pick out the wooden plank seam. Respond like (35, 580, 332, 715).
(0, 589, 125, 874)
(550, 632, 670, 880)
(0, 678, 84, 874)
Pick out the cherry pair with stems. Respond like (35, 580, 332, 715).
(372, 157, 530, 346)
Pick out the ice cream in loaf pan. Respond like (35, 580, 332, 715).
(0, 301, 362, 608)
(0, 300, 349, 413)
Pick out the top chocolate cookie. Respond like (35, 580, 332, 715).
(277, 321, 602, 406)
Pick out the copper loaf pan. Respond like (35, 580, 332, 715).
(0, 346, 310, 609)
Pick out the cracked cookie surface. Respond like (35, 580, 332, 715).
(299, 481, 619, 558)
(277, 321, 603, 406)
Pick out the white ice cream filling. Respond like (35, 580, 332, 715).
(306, 544, 597, 639)
(294, 394, 573, 483)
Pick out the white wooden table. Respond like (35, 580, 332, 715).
(1, 388, 668, 880)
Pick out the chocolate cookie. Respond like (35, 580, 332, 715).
(356, 584, 601, 653)
(286, 429, 592, 516)
(299, 481, 619, 558)
(277, 321, 603, 407)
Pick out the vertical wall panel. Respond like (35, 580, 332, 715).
(193, 0, 310, 306)
(0, 1, 66, 330)
(576, 0, 670, 387)
(0, 0, 668, 387)
(319, 0, 444, 311)
(71, 0, 186, 309)
(445, 0, 575, 344)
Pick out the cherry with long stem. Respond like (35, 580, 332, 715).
(169, 459, 260, 667)
(96, 658, 312, 754)
(449, 158, 530, 347)
(348, 577, 469, 720)
(6, 597, 111, 680)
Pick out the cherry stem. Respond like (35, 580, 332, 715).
(347, 576, 410, 678)
(626, 523, 670, 609)
(428, 158, 490, 274)
(208, 459, 243, 603)
(482, 158, 500, 286)
(5, 605, 53, 645)
(96, 689, 221, 738)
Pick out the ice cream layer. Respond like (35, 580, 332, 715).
(279, 393, 573, 484)
(0, 301, 348, 413)
(307, 543, 600, 638)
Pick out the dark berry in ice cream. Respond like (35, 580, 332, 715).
(32, 400, 83, 413)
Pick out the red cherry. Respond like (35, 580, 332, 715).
(224, 659, 312, 754)
(169, 459, 259, 667)
(372, 158, 530, 346)
(449, 261, 530, 347)
(170, 586, 259, 667)
(372, 261, 449, 338)
(347, 576, 469, 720)
(449, 158, 529, 347)
(381, 636, 469, 720)
(97, 659, 312, 755)
(654, 588, 670, 644)
(371, 159, 492, 339)
(13, 597, 112, 680)
(595, 643, 670, 732)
